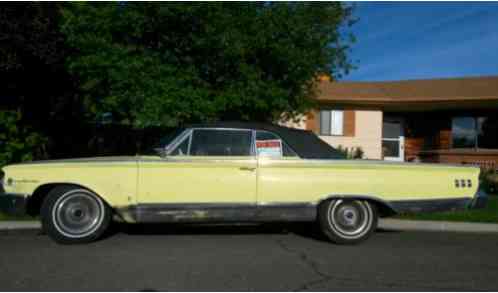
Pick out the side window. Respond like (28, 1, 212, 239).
(169, 136, 189, 156)
(190, 129, 253, 156)
(255, 130, 298, 158)
(320, 110, 344, 136)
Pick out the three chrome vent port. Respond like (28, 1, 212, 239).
(455, 179, 472, 188)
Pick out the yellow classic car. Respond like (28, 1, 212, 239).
(0, 122, 488, 244)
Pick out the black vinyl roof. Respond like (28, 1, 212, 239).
(186, 121, 345, 159)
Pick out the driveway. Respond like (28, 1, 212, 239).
(1, 224, 497, 291)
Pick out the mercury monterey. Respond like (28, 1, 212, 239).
(0, 122, 487, 244)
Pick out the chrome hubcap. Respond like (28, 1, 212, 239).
(328, 200, 372, 238)
(52, 190, 104, 238)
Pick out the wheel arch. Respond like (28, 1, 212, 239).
(319, 194, 398, 217)
(26, 182, 112, 217)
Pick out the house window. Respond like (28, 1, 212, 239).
(478, 117, 498, 149)
(452, 117, 476, 148)
(452, 116, 498, 149)
(320, 110, 344, 136)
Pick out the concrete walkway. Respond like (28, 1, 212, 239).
(0, 221, 41, 230)
(2, 219, 498, 234)
(379, 218, 498, 233)
(0, 221, 41, 234)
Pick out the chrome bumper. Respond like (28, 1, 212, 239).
(469, 188, 488, 209)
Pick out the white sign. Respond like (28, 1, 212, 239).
(256, 139, 282, 157)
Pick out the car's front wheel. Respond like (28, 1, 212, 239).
(318, 199, 377, 244)
(41, 186, 111, 244)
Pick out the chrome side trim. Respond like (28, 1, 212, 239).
(161, 158, 257, 164)
(257, 158, 481, 169)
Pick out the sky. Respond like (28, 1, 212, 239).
(342, 2, 498, 81)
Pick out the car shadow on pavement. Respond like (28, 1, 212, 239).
(101, 221, 400, 243)
(108, 221, 329, 241)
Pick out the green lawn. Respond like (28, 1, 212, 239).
(0, 212, 37, 221)
(396, 194, 498, 223)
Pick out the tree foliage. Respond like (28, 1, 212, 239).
(61, 3, 355, 127)
(0, 111, 47, 167)
(0, 3, 356, 165)
(0, 3, 80, 124)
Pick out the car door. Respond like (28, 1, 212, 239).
(137, 128, 257, 213)
(255, 130, 306, 204)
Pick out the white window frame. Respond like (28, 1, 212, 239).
(320, 110, 344, 136)
(330, 110, 344, 136)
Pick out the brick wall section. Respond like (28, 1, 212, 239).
(419, 152, 498, 169)
(438, 129, 452, 149)
(343, 110, 355, 137)
(405, 137, 425, 161)
(305, 110, 319, 133)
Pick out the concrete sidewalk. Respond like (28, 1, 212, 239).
(2, 219, 498, 234)
(0, 221, 41, 230)
(379, 218, 498, 233)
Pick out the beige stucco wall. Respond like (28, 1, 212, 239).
(318, 110, 383, 159)
(280, 110, 383, 159)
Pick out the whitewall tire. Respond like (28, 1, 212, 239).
(41, 185, 111, 244)
(318, 199, 377, 244)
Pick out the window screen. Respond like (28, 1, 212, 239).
(478, 117, 498, 149)
(320, 110, 344, 136)
(452, 117, 477, 148)
(330, 111, 344, 135)
(320, 111, 331, 135)
(190, 129, 252, 156)
(383, 122, 402, 139)
(451, 116, 498, 149)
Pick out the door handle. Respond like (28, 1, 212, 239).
(239, 166, 256, 172)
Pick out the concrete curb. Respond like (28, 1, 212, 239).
(0, 221, 41, 230)
(1, 219, 498, 234)
(0, 221, 41, 235)
(378, 218, 498, 233)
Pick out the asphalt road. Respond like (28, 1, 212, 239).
(1, 224, 498, 291)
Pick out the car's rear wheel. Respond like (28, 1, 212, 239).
(318, 198, 377, 244)
(41, 186, 111, 244)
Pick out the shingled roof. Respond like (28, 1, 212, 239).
(315, 76, 498, 111)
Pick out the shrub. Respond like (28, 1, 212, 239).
(480, 167, 498, 194)
(0, 111, 48, 168)
(336, 145, 364, 159)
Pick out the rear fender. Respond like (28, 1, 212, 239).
(319, 194, 397, 217)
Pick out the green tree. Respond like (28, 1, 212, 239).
(61, 2, 355, 127)
(0, 3, 80, 124)
(0, 3, 77, 165)
(0, 111, 48, 167)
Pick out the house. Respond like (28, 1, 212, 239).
(298, 76, 498, 167)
